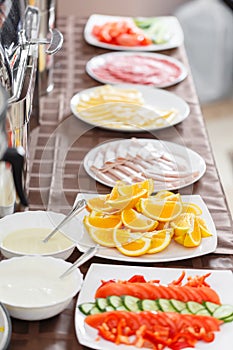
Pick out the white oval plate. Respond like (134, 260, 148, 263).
(0, 303, 11, 350)
(86, 51, 188, 88)
(74, 193, 217, 263)
(75, 265, 233, 350)
(83, 138, 206, 191)
(84, 14, 184, 51)
(70, 84, 190, 132)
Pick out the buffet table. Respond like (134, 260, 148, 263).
(6, 16, 233, 349)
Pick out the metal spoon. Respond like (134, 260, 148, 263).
(59, 245, 98, 279)
(43, 198, 120, 243)
(43, 198, 87, 243)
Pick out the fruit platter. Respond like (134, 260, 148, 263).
(75, 179, 217, 262)
(75, 264, 233, 350)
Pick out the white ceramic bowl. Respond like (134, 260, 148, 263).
(0, 211, 80, 260)
(0, 256, 83, 321)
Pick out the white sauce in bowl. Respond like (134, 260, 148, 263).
(1, 228, 73, 255)
(0, 257, 81, 307)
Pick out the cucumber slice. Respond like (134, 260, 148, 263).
(222, 314, 233, 323)
(78, 302, 95, 315)
(196, 309, 211, 316)
(187, 301, 205, 314)
(157, 299, 176, 313)
(122, 296, 141, 312)
(133, 17, 158, 29)
(107, 296, 123, 308)
(96, 298, 109, 311)
(204, 301, 220, 314)
(180, 307, 193, 315)
(89, 306, 102, 315)
(213, 305, 233, 320)
(139, 299, 159, 312)
(116, 305, 128, 311)
(105, 305, 115, 312)
(170, 299, 186, 312)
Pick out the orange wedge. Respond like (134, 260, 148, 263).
(196, 217, 213, 237)
(116, 179, 154, 197)
(146, 229, 173, 254)
(121, 208, 158, 232)
(83, 214, 122, 229)
(136, 197, 182, 222)
(181, 202, 202, 216)
(113, 229, 151, 257)
(105, 189, 148, 211)
(86, 195, 117, 213)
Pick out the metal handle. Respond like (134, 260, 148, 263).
(30, 28, 63, 55)
(43, 198, 87, 243)
(59, 245, 99, 279)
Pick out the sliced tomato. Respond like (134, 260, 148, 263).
(127, 275, 147, 283)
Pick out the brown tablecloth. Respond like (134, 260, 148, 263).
(5, 16, 233, 349)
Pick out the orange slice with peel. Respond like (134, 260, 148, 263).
(121, 208, 158, 232)
(116, 179, 154, 197)
(86, 195, 117, 213)
(83, 214, 122, 229)
(196, 217, 213, 237)
(183, 217, 201, 247)
(181, 202, 202, 216)
(146, 229, 173, 254)
(105, 188, 148, 211)
(136, 197, 182, 222)
(113, 229, 151, 256)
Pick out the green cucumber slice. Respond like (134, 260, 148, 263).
(89, 306, 102, 315)
(116, 305, 128, 311)
(196, 309, 211, 316)
(139, 299, 159, 311)
(204, 301, 221, 314)
(222, 314, 233, 323)
(180, 307, 193, 314)
(170, 299, 186, 312)
(107, 296, 123, 308)
(213, 305, 233, 320)
(105, 305, 115, 312)
(78, 302, 95, 315)
(157, 299, 176, 312)
(96, 298, 109, 311)
(122, 296, 141, 312)
(187, 301, 205, 314)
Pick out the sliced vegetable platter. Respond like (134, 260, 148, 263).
(84, 14, 184, 51)
(75, 264, 233, 350)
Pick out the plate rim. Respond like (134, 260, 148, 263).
(83, 138, 206, 191)
(70, 83, 190, 132)
(84, 13, 184, 51)
(86, 51, 188, 88)
(0, 302, 12, 350)
(75, 193, 217, 263)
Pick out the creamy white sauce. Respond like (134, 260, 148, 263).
(1, 228, 73, 254)
(0, 258, 78, 306)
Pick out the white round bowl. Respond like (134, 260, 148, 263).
(0, 211, 80, 260)
(0, 256, 83, 321)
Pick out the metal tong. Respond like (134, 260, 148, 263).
(43, 198, 87, 243)
(59, 245, 99, 279)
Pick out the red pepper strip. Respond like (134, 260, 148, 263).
(98, 323, 116, 342)
(186, 273, 211, 287)
(128, 275, 147, 283)
(169, 271, 186, 286)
